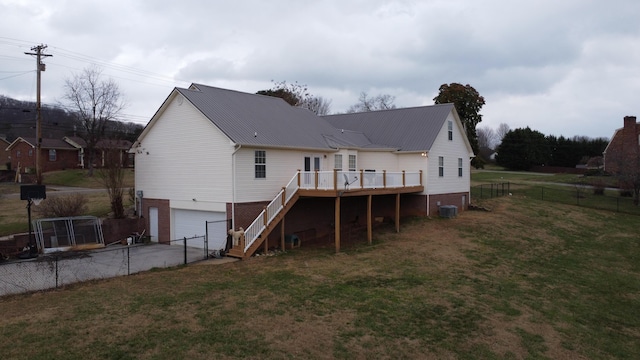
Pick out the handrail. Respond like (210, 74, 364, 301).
(243, 173, 300, 253)
(242, 170, 421, 254)
(300, 170, 423, 190)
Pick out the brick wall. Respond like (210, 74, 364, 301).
(605, 116, 640, 174)
(141, 198, 170, 244)
(429, 192, 469, 216)
(10, 142, 80, 174)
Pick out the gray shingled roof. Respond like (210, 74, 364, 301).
(178, 84, 352, 150)
(322, 103, 456, 152)
(159, 84, 455, 153)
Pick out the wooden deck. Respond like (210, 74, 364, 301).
(227, 170, 424, 259)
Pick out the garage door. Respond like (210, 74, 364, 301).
(173, 209, 226, 250)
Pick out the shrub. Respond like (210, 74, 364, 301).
(35, 194, 88, 218)
(619, 189, 633, 198)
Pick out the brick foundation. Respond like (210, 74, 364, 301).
(141, 198, 170, 244)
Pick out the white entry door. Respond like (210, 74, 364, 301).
(149, 207, 159, 242)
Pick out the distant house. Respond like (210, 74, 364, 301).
(5, 137, 80, 174)
(133, 84, 474, 258)
(1, 136, 10, 169)
(63, 137, 133, 168)
(603, 116, 640, 174)
(4, 136, 133, 175)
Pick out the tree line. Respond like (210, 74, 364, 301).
(496, 127, 608, 170)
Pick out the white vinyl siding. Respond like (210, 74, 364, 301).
(428, 112, 472, 195)
(348, 154, 356, 171)
(234, 148, 332, 203)
(254, 150, 266, 178)
(134, 93, 233, 209)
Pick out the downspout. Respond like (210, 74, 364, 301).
(231, 144, 242, 230)
(422, 151, 430, 217)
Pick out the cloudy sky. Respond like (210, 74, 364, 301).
(1, 0, 639, 140)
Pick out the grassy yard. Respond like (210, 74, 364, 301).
(0, 169, 134, 236)
(0, 196, 638, 359)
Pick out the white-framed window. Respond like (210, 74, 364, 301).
(49, 149, 56, 161)
(16, 150, 21, 158)
(254, 150, 266, 179)
(348, 154, 356, 171)
(334, 154, 342, 170)
(448, 121, 453, 141)
(458, 158, 463, 177)
(438, 156, 444, 177)
(28, 149, 33, 157)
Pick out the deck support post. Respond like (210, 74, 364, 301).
(281, 217, 285, 250)
(335, 196, 341, 253)
(264, 235, 268, 254)
(395, 193, 400, 233)
(367, 194, 372, 245)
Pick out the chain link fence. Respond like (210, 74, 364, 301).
(472, 182, 640, 216)
(0, 235, 208, 297)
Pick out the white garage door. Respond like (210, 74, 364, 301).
(173, 209, 226, 250)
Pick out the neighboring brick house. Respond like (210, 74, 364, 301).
(1, 137, 10, 169)
(64, 137, 133, 168)
(603, 116, 640, 174)
(5, 137, 80, 174)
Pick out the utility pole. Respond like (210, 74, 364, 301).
(24, 44, 52, 185)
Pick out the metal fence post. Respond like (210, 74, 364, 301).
(127, 246, 130, 276)
(184, 237, 187, 265)
(55, 255, 59, 289)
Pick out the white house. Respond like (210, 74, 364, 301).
(132, 84, 474, 258)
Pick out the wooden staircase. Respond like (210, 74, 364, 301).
(226, 174, 300, 260)
(226, 192, 299, 259)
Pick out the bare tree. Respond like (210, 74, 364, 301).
(63, 66, 126, 176)
(347, 92, 396, 113)
(477, 126, 498, 150)
(97, 146, 127, 218)
(496, 123, 511, 143)
(301, 96, 332, 115)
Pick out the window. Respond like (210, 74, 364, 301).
(348, 155, 356, 171)
(254, 150, 266, 179)
(28, 149, 33, 157)
(334, 154, 342, 170)
(16, 150, 21, 158)
(458, 158, 463, 177)
(448, 121, 453, 141)
(438, 156, 444, 177)
(49, 149, 57, 161)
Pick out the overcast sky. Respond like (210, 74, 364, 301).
(2, 0, 639, 140)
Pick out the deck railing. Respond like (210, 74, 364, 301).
(242, 169, 422, 253)
(299, 170, 422, 191)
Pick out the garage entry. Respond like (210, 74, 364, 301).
(173, 209, 227, 250)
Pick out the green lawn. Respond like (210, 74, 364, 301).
(0, 196, 639, 359)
